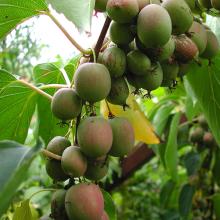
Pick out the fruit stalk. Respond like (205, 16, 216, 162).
(41, 149, 62, 161)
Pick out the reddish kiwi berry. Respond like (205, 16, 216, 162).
(65, 183, 104, 220)
(106, 77, 129, 106)
(174, 35, 199, 62)
(106, 0, 139, 23)
(203, 132, 215, 146)
(51, 88, 82, 121)
(109, 117, 135, 157)
(74, 63, 111, 103)
(102, 46, 126, 78)
(109, 22, 134, 45)
(95, 0, 108, 12)
(101, 211, 110, 220)
(61, 146, 87, 178)
(85, 158, 108, 181)
(137, 4, 172, 47)
(127, 50, 151, 76)
(51, 189, 68, 220)
(189, 126, 204, 143)
(77, 117, 113, 158)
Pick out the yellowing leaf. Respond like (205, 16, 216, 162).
(100, 95, 160, 144)
(13, 200, 33, 220)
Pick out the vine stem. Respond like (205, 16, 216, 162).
(92, 16, 111, 61)
(44, 12, 92, 55)
(40, 84, 68, 90)
(19, 80, 52, 101)
(41, 149, 62, 161)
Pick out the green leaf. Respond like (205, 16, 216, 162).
(102, 189, 117, 220)
(179, 184, 195, 218)
(12, 200, 33, 220)
(165, 112, 181, 181)
(0, 140, 43, 217)
(33, 63, 68, 144)
(0, 77, 38, 143)
(0, 0, 48, 40)
(213, 193, 220, 219)
(64, 55, 81, 81)
(184, 151, 201, 176)
(160, 179, 176, 208)
(47, 0, 95, 31)
(0, 69, 16, 89)
(186, 56, 220, 146)
(212, 148, 220, 186)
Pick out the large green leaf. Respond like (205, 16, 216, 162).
(165, 112, 181, 181)
(12, 199, 33, 220)
(179, 184, 195, 218)
(33, 63, 68, 144)
(47, 0, 95, 31)
(0, 0, 48, 39)
(0, 71, 38, 143)
(0, 140, 43, 217)
(186, 55, 220, 146)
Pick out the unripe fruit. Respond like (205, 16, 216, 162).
(46, 136, 71, 181)
(85, 159, 108, 181)
(51, 189, 68, 219)
(174, 35, 199, 62)
(137, 0, 150, 10)
(203, 132, 215, 146)
(198, 0, 212, 8)
(95, 0, 108, 12)
(65, 183, 104, 220)
(201, 30, 220, 59)
(211, 0, 220, 9)
(106, 77, 129, 105)
(109, 22, 134, 45)
(189, 127, 204, 143)
(102, 47, 126, 78)
(47, 136, 71, 155)
(198, 115, 208, 130)
(161, 61, 179, 87)
(158, 37, 175, 62)
(137, 4, 172, 48)
(74, 63, 111, 103)
(61, 146, 87, 177)
(51, 88, 82, 121)
(101, 211, 110, 220)
(127, 50, 151, 76)
(162, 0, 193, 34)
(106, 0, 139, 23)
(46, 160, 69, 181)
(109, 117, 135, 157)
(137, 63, 163, 91)
(189, 21, 208, 54)
(77, 117, 113, 158)
(178, 63, 190, 77)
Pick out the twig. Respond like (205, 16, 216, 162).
(92, 16, 111, 61)
(41, 149, 62, 161)
(44, 12, 92, 55)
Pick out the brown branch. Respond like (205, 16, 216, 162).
(91, 16, 111, 61)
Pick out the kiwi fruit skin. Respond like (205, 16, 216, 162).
(74, 63, 111, 103)
(95, 0, 108, 12)
(51, 88, 82, 121)
(137, 4, 172, 48)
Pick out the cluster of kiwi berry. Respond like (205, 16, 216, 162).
(43, 48, 135, 219)
(95, 0, 220, 95)
(189, 115, 216, 148)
